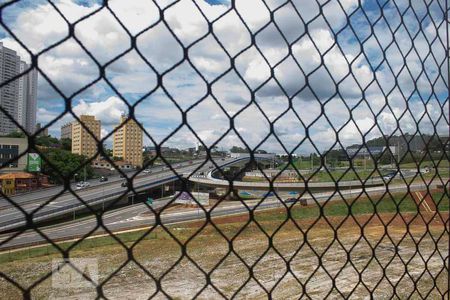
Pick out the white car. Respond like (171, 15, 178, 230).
(143, 169, 152, 174)
(76, 181, 90, 189)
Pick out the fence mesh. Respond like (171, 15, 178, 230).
(0, 0, 448, 298)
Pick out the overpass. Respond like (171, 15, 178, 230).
(188, 160, 386, 192)
(0, 155, 272, 232)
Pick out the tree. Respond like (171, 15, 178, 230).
(103, 148, 113, 157)
(60, 138, 72, 151)
(35, 135, 60, 147)
(230, 146, 249, 153)
(3, 131, 26, 138)
(40, 148, 94, 184)
(428, 136, 445, 152)
(143, 151, 154, 167)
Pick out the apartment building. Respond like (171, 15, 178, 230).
(71, 115, 101, 159)
(60, 122, 72, 140)
(113, 115, 143, 168)
(0, 43, 37, 135)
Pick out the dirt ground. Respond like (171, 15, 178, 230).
(0, 209, 448, 299)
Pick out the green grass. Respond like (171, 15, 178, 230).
(433, 192, 449, 212)
(2, 192, 447, 263)
(0, 230, 157, 264)
(255, 192, 446, 223)
(244, 169, 381, 182)
(280, 158, 449, 171)
(308, 170, 378, 182)
(400, 160, 449, 169)
(280, 158, 374, 170)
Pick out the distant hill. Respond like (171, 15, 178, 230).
(347, 134, 449, 152)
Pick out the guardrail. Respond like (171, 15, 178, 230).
(0, 157, 245, 232)
(0, 175, 181, 232)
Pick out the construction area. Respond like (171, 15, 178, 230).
(0, 190, 447, 299)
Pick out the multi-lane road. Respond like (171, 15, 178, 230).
(0, 155, 270, 232)
(0, 182, 436, 250)
(0, 154, 444, 251)
(0, 158, 216, 232)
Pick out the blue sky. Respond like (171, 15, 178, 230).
(0, 0, 447, 154)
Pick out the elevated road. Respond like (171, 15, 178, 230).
(0, 159, 206, 209)
(189, 174, 385, 190)
(187, 163, 423, 191)
(0, 155, 271, 232)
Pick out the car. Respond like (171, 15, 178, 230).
(121, 181, 128, 187)
(285, 198, 297, 203)
(286, 198, 307, 206)
(76, 181, 90, 189)
(383, 171, 397, 181)
(99, 176, 108, 182)
(143, 169, 152, 174)
(76, 181, 84, 189)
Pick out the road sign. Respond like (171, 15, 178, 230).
(27, 153, 42, 172)
(174, 191, 209, 206)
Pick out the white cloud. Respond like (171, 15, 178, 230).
(0, 0, 445, 153)
(73, 96, 127, 127)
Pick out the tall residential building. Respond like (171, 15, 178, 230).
(17, 61, 27, 130)
(0, 43, 37, 135)
(24, 63, 37, 134)
(0, 43, 19, 135)
(113, 115, 143, 168)
(71, 115, 101, 159)
(60, 122, 72, 140)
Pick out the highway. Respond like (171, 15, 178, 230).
(0, 155, 270, 232)
(0, 159, 206, 208)
(0, 153, 441, 249)
(0, 182, 436, 251)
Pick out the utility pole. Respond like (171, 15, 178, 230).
(83, 165, 87, 182)
(310, 153, 313, 171)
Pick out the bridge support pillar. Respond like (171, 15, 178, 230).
(225, 188, 239, 200)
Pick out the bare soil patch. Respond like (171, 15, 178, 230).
(0, 206, 447, 299)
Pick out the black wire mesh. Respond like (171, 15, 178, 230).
(0, 0, 448, 298)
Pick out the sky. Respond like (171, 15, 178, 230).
(0, 0, 448, 155)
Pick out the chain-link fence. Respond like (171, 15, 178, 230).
(0, 0, 448, 298)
